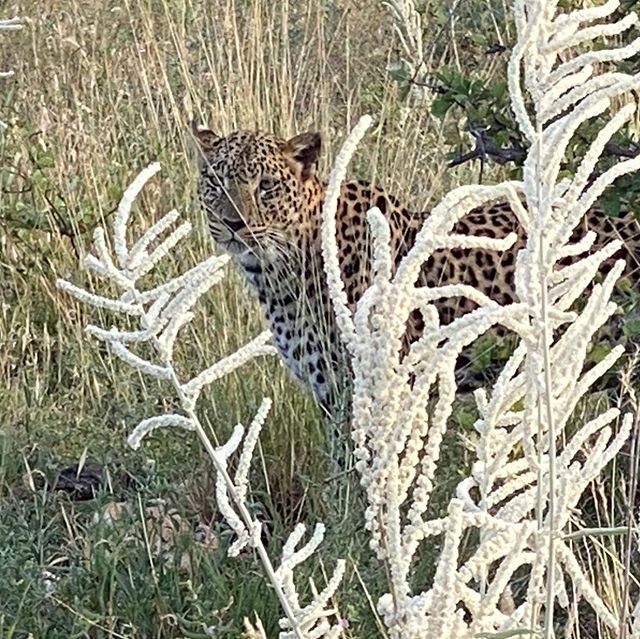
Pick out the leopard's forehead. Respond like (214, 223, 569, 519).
(205, 130, 289, 177)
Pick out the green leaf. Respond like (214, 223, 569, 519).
(599, 191, 622, 217)
(588, 341, 613, 364)
(431, 95, 454, 120)
(398, 81, 412, 102)
(622, 318, 640, 338)
(490, 80, 508, 99)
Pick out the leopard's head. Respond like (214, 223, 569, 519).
(192, 125, 322, 258)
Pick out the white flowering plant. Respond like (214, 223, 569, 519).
(320, 1, 640, 637)
(56, 163, 346, 639)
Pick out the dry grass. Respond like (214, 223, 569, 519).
(1, 1, 475, 634)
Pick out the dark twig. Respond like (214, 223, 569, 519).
(604, 142, 640, 160)
(448, 128, 525, 170)
(448, 129, 639, 173)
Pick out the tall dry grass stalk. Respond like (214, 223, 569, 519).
(0, 16, 24, 129)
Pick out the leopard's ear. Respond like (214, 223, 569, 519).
(190, 120, 220, 151)
(285, 131, 321, 180)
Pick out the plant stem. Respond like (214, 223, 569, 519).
(134, 282, 306, 639)
(536, 112, 557, 639)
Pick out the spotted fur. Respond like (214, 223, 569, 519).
(192, 126, 640, 413)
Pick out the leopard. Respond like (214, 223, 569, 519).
(191, 124, 640, 417)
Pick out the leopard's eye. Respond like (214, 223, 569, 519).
(258, 177, 276, 193)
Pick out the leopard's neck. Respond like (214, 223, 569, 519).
(235, 243, 343, 408)
(231, 178, 422, 413)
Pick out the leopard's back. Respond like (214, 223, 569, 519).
(193, 126, 640, 413)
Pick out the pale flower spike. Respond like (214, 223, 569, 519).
(127, 414, 195, 450)
(321, 1, 639, 637)
(57, 163, 344, 638)
(276, 523, 347, 639)
(235, 397, 272, 504)
(112, 162, 161, 271)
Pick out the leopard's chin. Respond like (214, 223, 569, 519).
(209, 228, 247, 255)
